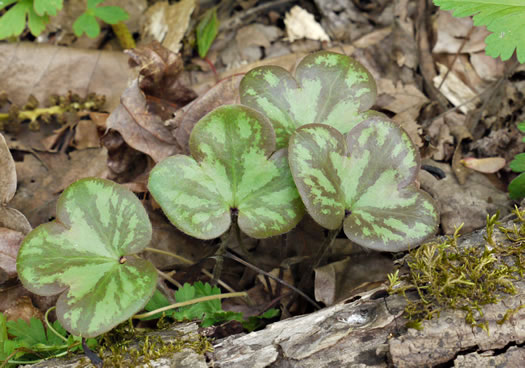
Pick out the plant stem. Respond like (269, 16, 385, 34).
(133, 291, 247, 319)
(111, 22, 135, 49)
(225, 250, 321, 309)
(157, 269, 182, 289)
(44, 306, 68, 343)
(143, 247, 238, 294)
(288, 223, 343, 310)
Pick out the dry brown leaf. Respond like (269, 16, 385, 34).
(10, 148, 108, 227)
(0, 134, 32, 234)
(376, 79, 428, 146)
(432, 10, 489, 54)
(419, 160, 511, 234)
(0, 133, 16, 205)
(3, 296, 43, 324)
(170, 74, 243, 154)
(0, 227, 24, 283)
(107, 43, 197, 162)
(72, 120, 100, 149)
(140, 0, 196, 53)
(433, 63, 480, 113)
(0, 43, 132, 112)
(314, 254, 393, 306)
(284, 6, 330, 42)
(461, 157, 506, 174)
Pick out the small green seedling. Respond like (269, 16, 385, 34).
(73, 0, 128, 38)
(240, 51, 377, 148)
(0, 312, 96, 366)
(288, 115, 439, 251)
(433, 0, 525, 63)
(196, 7, 219, 59)
(16, 178, 157, 338)
(508, 121, 525, 199)
(143, 282, 279, 330)
(0, 0, 128, 39)
(148, 104, 305, 240)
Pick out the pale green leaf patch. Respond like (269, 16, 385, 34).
(240, 51, 377, 148)
(288, 117, 439, 252)
(149, 105, 305, 240)
(17, 178, 157, 338)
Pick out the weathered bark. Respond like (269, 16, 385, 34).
(25, 219, 525, 367)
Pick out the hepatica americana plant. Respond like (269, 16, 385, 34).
(239, 51, 439, 250)
(15, 51, 439, 342)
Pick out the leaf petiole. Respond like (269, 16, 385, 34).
(133, 291, 248, 320)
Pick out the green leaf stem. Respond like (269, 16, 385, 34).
(240, 51, 377, 148)
(288, 115, 439, 251)
(17, 178, 157, 338)
(148, 105, 304, 240)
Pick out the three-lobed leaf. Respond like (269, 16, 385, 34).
(0, 0, 48, 39)
(73, 1, 128, 38)
(288, 115, 439, 251)
(34, 0, 63, 16)
(240, 51, 377, 148)
(433, 0, 525, 63)
(17, 178, 157, 338)
(148, 105, 305, 240)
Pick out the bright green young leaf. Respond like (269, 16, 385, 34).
(17, 178, 157, 338)
(433, 1, 525, 63)
(510, 153, 525, 173)
(0, 0, 48, 39)
(518, 121, 525, 134)
(34, 0, 63, 16)
(93, 5, 128, 24)
(196, 7, 219, 58)
(148, 105, 304, 240)
(509, 172, 525, 199)
(73, 12, 99, 38)
(288, 116, 439, 252)
(240, 51, 377, 148)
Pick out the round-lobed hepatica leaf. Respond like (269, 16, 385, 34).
(289, 116, 439, 252)
(240, 50, 376, 148)
(16, 178, 157, 338)
(148, 105, 305, 240)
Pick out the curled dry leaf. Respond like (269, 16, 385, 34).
(461, 157, 506, 174)
(0, 133, 32, 234)
(169, 74, 244, 154)
(0, 133, 16, 206)
(106, 43, 197, 162)
(0, 228, 24, 284)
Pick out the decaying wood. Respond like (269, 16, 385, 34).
(26, 218, 525, 367)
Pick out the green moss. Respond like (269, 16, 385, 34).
(387, 208, 525, 332)
(95, 320, 213, 367)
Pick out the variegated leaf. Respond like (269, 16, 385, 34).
(240, 50, 376, 148)
(149, 105, 304, 240)
(16, 178, 157, 338)
(289, 117, 439, 252)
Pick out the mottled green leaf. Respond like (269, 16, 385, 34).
(17, 178, 157, 338)
(149, 105, 304, 239)
(289, 116, 439, 252)
(240, 51, 377, 148)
